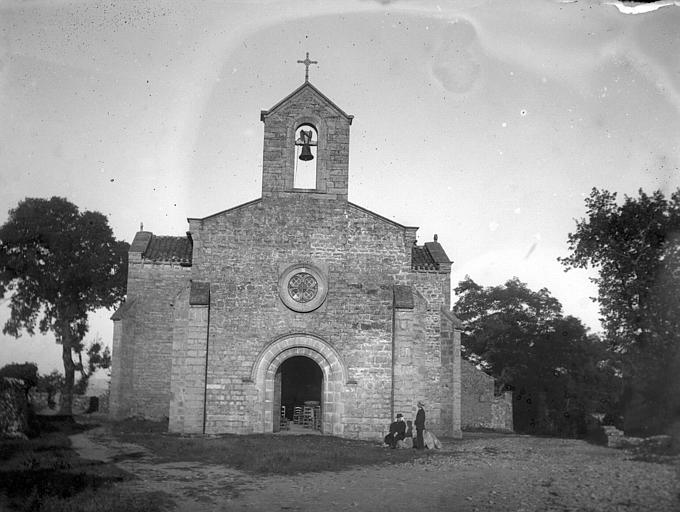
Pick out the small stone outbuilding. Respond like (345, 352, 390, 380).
(110, 75, 464, 440)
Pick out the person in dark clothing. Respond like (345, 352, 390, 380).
(384, 413, 406, 448)
(414, 401, 426, 450)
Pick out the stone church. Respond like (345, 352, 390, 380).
(110, 63, 465, 439)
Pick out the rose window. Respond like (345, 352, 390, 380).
(287, 272, 318, 303)
(279, 263, 327, 312)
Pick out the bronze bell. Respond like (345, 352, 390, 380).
(299, 144, 314, 161)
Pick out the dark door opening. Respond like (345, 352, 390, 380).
(277, 356, 323, 431)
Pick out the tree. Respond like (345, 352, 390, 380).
(74, 337, 112, 395)
(0, 197, 128, 414)
(454, 276, 620, 436)
(560, 188, 680, 435)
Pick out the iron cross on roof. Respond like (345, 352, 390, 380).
(297, 52, 318, 82)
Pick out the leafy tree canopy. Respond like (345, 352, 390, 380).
(559, 187, 680, 435)
(0, 196, 128, 413)
(559, 187, 680, 354)
(454, 276, 619, 436)
(455, 276, 567, 382)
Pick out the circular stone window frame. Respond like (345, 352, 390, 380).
(278, 263, 328, 313)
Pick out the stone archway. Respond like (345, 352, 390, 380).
(251, 334, 347, 435)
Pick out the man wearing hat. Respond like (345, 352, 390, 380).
(414, 401, 426, 450)
(384, 413, 406, 448)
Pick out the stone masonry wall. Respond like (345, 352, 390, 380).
(189, 196, 419, 438)
(393, 290, 446, 435)
(398, 271, 451, 434)
(110, 313, 129, 418)
(114, 260, 190, 419)
(440, 310, 462, 438)
(461, 360, 513, 431)
(393, 307, 425, 427)
(169, 283, 210, 434)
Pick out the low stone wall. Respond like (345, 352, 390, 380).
(0, 377, 28, 438)
(29, 390, 59, 411)
(603, 425, 672, 451)
(29, 390, 110, 414)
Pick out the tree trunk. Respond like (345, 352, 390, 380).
(60, 340, 75, 415)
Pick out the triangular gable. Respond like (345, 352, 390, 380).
(260, 82, 354, 124)
(348, 202, 417, 231)
(187, 198, 262, 223)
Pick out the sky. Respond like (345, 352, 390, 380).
(1, 0, 679, 374)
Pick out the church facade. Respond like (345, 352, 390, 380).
(110, 77, 463, 440)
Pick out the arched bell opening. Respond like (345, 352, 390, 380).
(275, 356, 323, 432)
(294, 123, 318, 189)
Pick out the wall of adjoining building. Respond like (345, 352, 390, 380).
(110, 258, 190, 420)
(461, 360, 513, 431)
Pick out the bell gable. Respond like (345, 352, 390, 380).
(260, 82, 353, 201)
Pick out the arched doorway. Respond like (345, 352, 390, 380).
(251, 334, 348, 435)
(277, 356, 323, 431)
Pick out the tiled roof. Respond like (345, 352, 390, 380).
(424, 241, 452, 265)
(412, 238, 452, 271)
(143, 235, 192, 265)
(411, 245, 438, 271)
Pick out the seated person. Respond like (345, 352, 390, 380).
(384, 413, 406, 448)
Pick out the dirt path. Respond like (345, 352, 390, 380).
(70, 427, 679, 512)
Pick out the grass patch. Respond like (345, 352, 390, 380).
(0, 417, 173, 512)
(113, 420, 444, 475)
